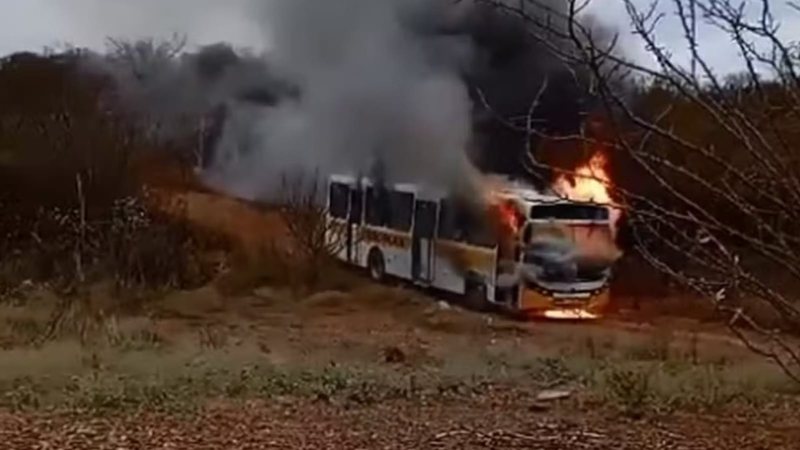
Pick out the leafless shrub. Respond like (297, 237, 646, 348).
(212, 171, 356, 297)
(1, 191, 220, 298)
(0, 49, 229, 303)
(604, 367, 653, 419)
(276, 170, 348, 288)
(483, 0, 800, 382)
(107, 189, 223, 291)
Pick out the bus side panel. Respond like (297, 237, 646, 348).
(358, 226, 414, 281)
(354, 233, 369, 269)
(382, 244, 413, 280)
(486, 283, 497, 304)
(431, 252, 466, 295)
(431, 241, 496, 296)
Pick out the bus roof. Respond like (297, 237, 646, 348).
(328, 174, 444, 197)
(495, 186, 563, 204)
(328, 173, 611, 211)
(329, 174, 358, 185)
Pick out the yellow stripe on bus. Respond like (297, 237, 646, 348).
(334, 222, 496, 273)
(435, 240, 496, 272)
(358, 227, 412, 250)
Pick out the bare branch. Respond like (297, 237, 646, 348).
(484, 0, 800, 382)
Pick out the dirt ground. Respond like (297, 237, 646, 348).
(1, 281, 799, 449)
(2, 397, 798, 450)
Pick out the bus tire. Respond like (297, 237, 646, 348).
(464, 278, 489, 312)
(367, 248, 386, 282)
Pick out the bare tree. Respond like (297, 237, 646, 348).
(478, 0, 800, 381)
(105, 34, 187, 81)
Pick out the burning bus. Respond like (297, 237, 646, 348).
(325, 165, 621, 319)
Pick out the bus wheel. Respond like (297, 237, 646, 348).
(367, 249, 386, 282)
(464, 279, 489, 312)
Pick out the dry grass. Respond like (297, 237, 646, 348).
(0, 271, 796, 421)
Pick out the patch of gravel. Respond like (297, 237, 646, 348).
(1, 397, 798, 450)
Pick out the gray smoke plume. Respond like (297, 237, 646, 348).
(205, 0, 479, 200)
(90, 0, 621, 201)
(87, 39, 294, 141)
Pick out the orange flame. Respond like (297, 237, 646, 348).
(553, 152, 622, 232)
(497, 200, 522, 235)
(542, 309, 600, 320)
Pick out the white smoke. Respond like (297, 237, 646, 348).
(204, 0, 480, 200)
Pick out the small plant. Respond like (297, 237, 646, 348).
(346, 380, 391, 406)
(603, 367, 652, 419)
(5, 317, 46, 346)
(311, 369, 352, 402)
(223, 366, 257, 399)
(105, 317, 165, 352)
(197, 325, 228, 350)
(1, 378, 42, 411)
(681, 366, 743, 411)
(527, 357, 576, 388)
(584, 336, 598, 359)
(626, 328, 673, 362)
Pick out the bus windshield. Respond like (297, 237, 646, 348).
(530, 204, 609, 221)
(523, 244, 612, 283)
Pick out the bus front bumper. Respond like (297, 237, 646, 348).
(518, 287, 610, 320)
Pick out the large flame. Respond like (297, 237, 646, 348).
(553, 152, 622, 232)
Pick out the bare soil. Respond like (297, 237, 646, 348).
(2, 398, 799, 450)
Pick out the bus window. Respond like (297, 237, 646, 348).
(438, 199, 462, 241)
(438, 198, 493, 246)
(464, 212, 495, 248)
(387, 191, 413, 232)
(329, 183, 350, 219)
(349, 188, 363, 223)
(365, 187, 388, 227)
(531, 204, 609, 221)
(414, 201, 437, 237)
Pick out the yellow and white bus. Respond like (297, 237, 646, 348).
(325, 174, 618, 319)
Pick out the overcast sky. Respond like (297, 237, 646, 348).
(1, 0, 798, 74)
(0, 0, 262, 54)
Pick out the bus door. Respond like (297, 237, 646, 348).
(412, 200, 437, 283)
(493, 236, 521, 306)
(346, 187, 363, 264)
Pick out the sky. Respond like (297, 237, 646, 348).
(0, 0, 798, 75)
(0, 0, 262, 54)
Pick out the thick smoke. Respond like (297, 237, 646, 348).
(94, 0, 619, 201)
(207, 0, 479, 200)
(454, 1, 620, 181)
(88, 40, 294, 140)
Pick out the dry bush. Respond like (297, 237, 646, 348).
(0, 51, 227, 304)
(0, 190, 223, 301)
(212, 171, 362, 298)
(213, 236, 362, 298)
(276, 171, 347, 288)
(214, 244, 296, 297)
(106, 190, 226, 292)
